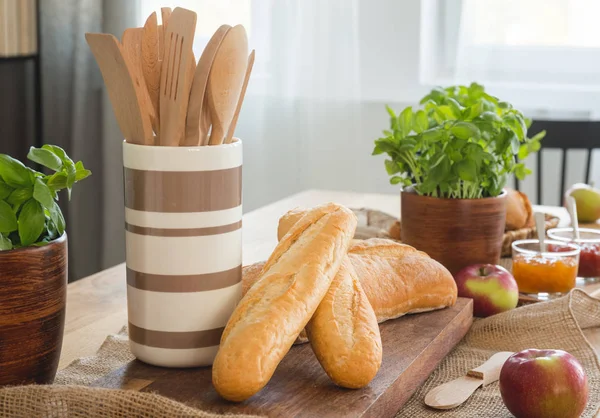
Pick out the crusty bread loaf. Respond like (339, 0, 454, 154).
(305, 256, 381, 388)
(505, 188, 534, 230)
(212, 204, 357, 402)
(277, 208, 457, 321)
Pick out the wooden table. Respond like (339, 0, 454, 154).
(59, 189, 600, 370)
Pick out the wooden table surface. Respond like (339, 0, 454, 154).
(59, 189, 600, 370)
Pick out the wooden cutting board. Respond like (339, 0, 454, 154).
(92, 298, 472, 417)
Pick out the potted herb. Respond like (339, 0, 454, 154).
(373, 83, 544, 274)
(0, 145, 90, 386)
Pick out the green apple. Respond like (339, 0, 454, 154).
(565, 183, 600, 223)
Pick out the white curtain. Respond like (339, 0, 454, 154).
(239, 0, 362, 210)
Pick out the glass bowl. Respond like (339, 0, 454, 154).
(511, 239, 580, 301)
(547, 227, 600, 284)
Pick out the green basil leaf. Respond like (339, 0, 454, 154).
(0, 179, 13, 200)
(510, 134, 521, 154)
(42, 144, 74, 165)
(0, 232, 12, 250)
(450, 122, 480, 140)
(505, 114, 525, 140)
(18, 199, 45, 246)
(414, 110, 428, 133)
(385, 105, 396, 119)
(47, 172, 69, 190)
(398, 107, 413, 137)
(385, 159, 401, 175)
(7, 187, 33, 206)
(27, 147, 63, 171)
(455, 159, 477, 181)
(390, 176, 404, 185)
(74, 161, 92, 181)
(479, 111, 502, 123)
(48, 200, 65, 236)
(0, 155, 34, 188)
(0, 200, 18, 233)
(422, 128, 444, 143)
(33, 178, 55, 208)
(446, 98, 462, 118)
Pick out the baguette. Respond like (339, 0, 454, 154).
(305, 256, 381, 388)
(244, 209, 457, 324)
(212, 204, 357, 402)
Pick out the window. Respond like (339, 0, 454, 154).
(421, 0, 600, 117)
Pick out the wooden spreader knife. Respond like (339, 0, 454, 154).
(424, 351, 514, 410)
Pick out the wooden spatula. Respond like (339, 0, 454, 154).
(122, 27, 157, 139)
(207, 25, 248, 145)
(85, 33, 153, 145)
(159, 7, 197, 146)
(183, 24, 231, 146)
(141, 12, 161, 134)
(224, 49, 255, 144)
(424, 351, 514, 410)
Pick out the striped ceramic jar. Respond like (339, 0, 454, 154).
(122, 139, 243, 367)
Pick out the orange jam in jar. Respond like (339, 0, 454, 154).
(511, 239, 580, 296)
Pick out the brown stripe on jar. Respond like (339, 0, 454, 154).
(125, 220, 241, 237)
(126, 266, 241, 292)
(128, 323, 224, 349)
(124, 166, 242, 213)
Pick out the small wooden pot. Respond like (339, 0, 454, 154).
(401, 188, 507, 275)
(0, 234, 67, 386)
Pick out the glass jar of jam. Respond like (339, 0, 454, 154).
(512, 239, 580, 300)
(547, 228, 600, 284)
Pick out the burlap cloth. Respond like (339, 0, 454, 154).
(1, 290, 598, 417)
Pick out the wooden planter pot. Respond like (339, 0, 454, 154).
(0, 234, 67, 386)
(401, 189, 507, 275)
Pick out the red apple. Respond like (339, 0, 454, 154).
(500, 349, 588, 418)
(453, 264, 518, 317)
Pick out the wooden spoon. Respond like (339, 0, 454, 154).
(159, 7, 197, 146)
(224, 49, 255, 144)
(567, 196, 581, 241)
(535, 212, 547, 252)
(183, 25, 231, 146)
(85, 33, 153, 145)
(141, 12, 161, 134)
(425, 352, 514, 410)
(122, 27, 157, 140)
(207, 25, 248, 145)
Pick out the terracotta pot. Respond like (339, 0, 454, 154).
(0, 234, 67, 386)
(401, 188, 507, 275)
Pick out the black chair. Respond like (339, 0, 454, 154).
(516, 120, 600, 205)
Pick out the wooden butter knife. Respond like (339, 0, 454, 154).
(424, 351, 514, 410)
(85, 33, 153, 145)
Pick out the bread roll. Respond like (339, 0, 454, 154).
(305, 256, 382, 388)
(212, 204, 357, 402)
(275, 208, 457, 322)
(505, 188, 534, 230)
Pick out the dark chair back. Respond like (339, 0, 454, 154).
(516, 120, 600, 205)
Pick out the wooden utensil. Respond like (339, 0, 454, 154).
(567, 196, 581, 241)
(207, 25, 248, 145)
(424, 351, 514, 410)
(535, 212, 547, 251)
(159, 7, 197, 146)
(161, 7, 172, 33)
(183, 25, 231, 146)
(141, 12, 161, 134)
(159, 8, 171, 61)
(122, 27, 157, 140)
(85, 33, 153, 145)
(224, 49, 255, 144)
